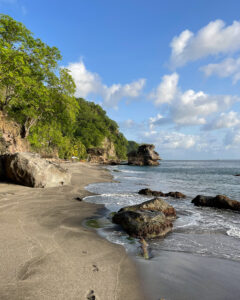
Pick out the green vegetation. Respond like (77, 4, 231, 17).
(74, 98, 128, 159)
(0, 14, 138, 160)
(127, 140, 139, 154)
(85, 219, 102, 229)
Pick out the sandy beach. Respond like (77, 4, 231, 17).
(0, 162, 144, 300)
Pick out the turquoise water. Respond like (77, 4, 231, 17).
(85, 160, 240, 261)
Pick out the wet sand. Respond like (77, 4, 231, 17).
(0, 162, 144, 300)
(137, 250, 240, 300)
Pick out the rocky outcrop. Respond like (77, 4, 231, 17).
(0, 152, 71, 188)
(112, 198, 176, 238)
(235, 174, 240, 176)
(138, 188, 186, 199)
(87, 148, 106, 163)
(87, 137, 119, 164)
(127, 144, 160, 166)
(0, 112, 29, 155)
(192, 195, 240, 211)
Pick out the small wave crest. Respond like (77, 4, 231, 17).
(227, 226, 240, 239)
(120, 169, 144, 174)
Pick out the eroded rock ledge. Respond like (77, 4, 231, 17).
(0, 152, 71, 188)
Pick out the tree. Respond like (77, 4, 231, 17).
(0, 15, 130, 160)
(127, 140, 139, 154)
(0, 14, 77, 137)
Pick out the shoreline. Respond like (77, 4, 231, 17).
(87, 161, 240, 300)
(0, 162, 144, 300)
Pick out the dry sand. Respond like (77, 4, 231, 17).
(0, 162, 144, 300)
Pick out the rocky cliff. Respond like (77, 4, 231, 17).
(87, 137, 118, 164)
(0, 112, 29, 155)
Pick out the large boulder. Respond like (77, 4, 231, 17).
(138, 188, 186, 199)
(127, 144, 161, 166)
(192, 195, 240, 211)
(112, 198, 176, 238)
(112, 210, 173, 239)
(119, 197, 176, 218)
(0, 152, 71, 188)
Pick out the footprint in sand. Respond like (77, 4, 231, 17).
(92, 264, 99, 272)
(87, 290, 96, 300)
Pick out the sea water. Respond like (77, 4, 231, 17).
(85, 160, 240, 261)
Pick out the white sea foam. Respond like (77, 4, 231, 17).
(120, 170, 144, 174)
(227, 226, 240, 239)
(86, 160, 240, 261)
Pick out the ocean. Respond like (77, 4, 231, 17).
(85, 160, 240, 299)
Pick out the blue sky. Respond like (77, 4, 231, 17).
(1, 0, 240, 159)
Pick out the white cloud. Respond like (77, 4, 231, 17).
(103, 79, 146, 108)
(67, 61, 102, 98)
(66, 60, 145, 108)
(150, 73, 179, 105)
(143, 130, 197, 150)
(149, 114, 165, 129)
(204, 111, 240, 131)
(224, 129, 240, 148)
(121, 119, 135, 129)
(171, 30, 193, 57)
(201, 57, 240, 84)
(170, 20, 240, 67)
(150, 72, 239, 127)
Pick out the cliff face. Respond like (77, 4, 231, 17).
(87, 137, 117, 163)
(0, 112, 29, 155)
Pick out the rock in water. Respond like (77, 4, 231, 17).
(192, 195, 240, 211)
(112, 197, 176, 238)
(119, 197, 176, 218)
(113, 210, 173, 239)
(0, 152, 71, 188)
(127, 144, 160, 166)
(138, 188, 186, 199)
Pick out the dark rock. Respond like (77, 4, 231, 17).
(138, 188, 186, 199)
(74, 197, 82, 201)
(165, 191, 186, 198)
(235, 174, 240, 176)
(128, 144, 161, 166)
(112, 197, 176, 238)
(120, 197, 176, 218)
(108, 160, 119, 165)
(192, 194, 240, 211)
(113, 210, 173, 239)
(138, 188, 165, 197)
(103, 159, 121, 165)
(0, 152, 71, 188)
